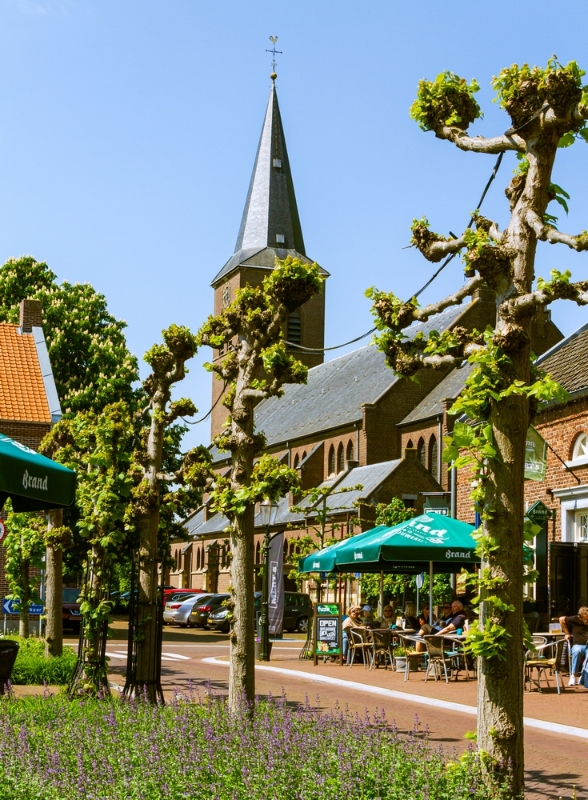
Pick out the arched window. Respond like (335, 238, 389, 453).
(429, 436, 439, 481)
(417, 438, 426, 466)
(346, 440, 354, 463)
(337, 442, 345, 473)
(196, 547, 201, 571)
(287, 311, 301, 345)
(572, 432, 588, 461)
(406, 439, 414, 449)
(302, 451, 307, 461)
(293, 453, 300, 469)
(328, 445, 335, 475)
(255, 541, 261, 564)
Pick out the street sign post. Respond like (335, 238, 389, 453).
(2, 599, 44, 615)
(526, 501, 553, 614)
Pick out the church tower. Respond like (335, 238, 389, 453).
(210, 80, 328, 439)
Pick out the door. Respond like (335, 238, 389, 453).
(549, 542, 588, 617)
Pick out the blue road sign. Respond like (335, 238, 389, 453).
(2, 599, 43, 615)
(415, 572, 425, 589)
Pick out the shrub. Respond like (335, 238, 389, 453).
(1, 636, 76, 685)
(0, 692, 512, 799)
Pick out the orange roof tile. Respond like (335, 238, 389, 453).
(0, 324, 51, 423)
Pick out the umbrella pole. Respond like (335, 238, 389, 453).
(429, 561, 433, 624)
(379, 571, 384, 618)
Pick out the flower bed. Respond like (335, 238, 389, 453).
(0, 692, 510, 799)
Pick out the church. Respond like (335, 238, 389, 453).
(168, 78, 569, 604)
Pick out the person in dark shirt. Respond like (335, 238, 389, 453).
(559, 606, 588, 686)
(416, 600, 465, 651)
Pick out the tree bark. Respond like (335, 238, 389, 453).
(228, 506, 255, 711)
(45, 509, 63, 658)
(134, 513, 161, 702)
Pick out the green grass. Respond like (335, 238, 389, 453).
(2, 636, 77, 686)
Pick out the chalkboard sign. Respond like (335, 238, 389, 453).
(314, 602, 342, 665)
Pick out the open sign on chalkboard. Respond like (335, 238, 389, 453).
(314, 602, 343, 665)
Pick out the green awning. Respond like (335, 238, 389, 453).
(0, 434, 76, 512)
(299, 514, 479, 575)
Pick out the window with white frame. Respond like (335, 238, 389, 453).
(572, 432, 588, 462)
(576, 510, 588, 541)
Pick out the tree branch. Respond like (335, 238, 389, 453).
(418, 234, 467, 262)
(414, 275, 486, 322)
(526, 210, 588, 251)
(507, 281, 588, 316)
(241, 388, 268, 403)
(437, 127, 524, 154)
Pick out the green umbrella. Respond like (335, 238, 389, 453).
(0, 434, 76, 512)
(299, 515, 479, 574)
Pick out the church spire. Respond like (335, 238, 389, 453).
(211, 82, 308, 286)
(234, 82, 305, 255)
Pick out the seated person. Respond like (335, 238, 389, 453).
(374, 604, 395, 629)
(403, 602, 419, 631)
(559, 606, 588, 686)
(360, 605, 375, 628)
(416, 600, 465, 650)
(418, 606, 436, 627)
(342, 605, 367, 660)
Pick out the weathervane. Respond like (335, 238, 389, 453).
(266, 35, 282, 80)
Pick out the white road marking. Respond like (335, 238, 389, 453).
(201, 657, 588, 741)
(161, 652, 191, 660)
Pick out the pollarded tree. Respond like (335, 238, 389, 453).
(198, 256, 323, 712)
(125, 325, 211, 703)
(368, 58, 588, 796)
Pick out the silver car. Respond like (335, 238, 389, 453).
(163, 594, 213, 627)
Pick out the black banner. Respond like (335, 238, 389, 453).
(268, 534, 284, 636)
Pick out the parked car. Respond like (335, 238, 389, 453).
(207, 606, 231, 633)
(163, 594, 213, 627)
(190, 594, 230, 628)
(162, 588, 206, 607)
(254, 591, 312, 633)
(62, 587, 82, 631)
(210, 592, 313, 634)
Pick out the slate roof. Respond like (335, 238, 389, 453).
(535, 321, 588, 394)
(400, 362, 474, 425)
(249, 303, 468, 449)
(0, 324, 52, 423)
(187, 460, 403, 538)
(212, 83, 316, 286)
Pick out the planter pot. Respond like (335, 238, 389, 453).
(395, 657, 407, 671)
(255, 641, 273, 660)
(395, 656, 419, 672)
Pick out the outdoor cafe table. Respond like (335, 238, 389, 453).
(535, 631, 566, 642)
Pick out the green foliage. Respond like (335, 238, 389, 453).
(2, 504, 45, 612)
(212, 455, 300, 520)
(2, 636, 77, 685)
(410, 71, 481, 132)
(374, 497, 416, 527)
(492, 57, 585, 121)
(0, 257, 139, 415)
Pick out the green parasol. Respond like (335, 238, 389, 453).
(0, 434, 76, 512)
(298, 514, 479, 575)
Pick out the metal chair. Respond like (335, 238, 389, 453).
(348, 628, 374, 669)
(399, 634, 426, 681)
(370, 628, 393, 670)
(525, 638, 566, 694)
(423, 635, 463, 683)
(0, 640, 19, 693)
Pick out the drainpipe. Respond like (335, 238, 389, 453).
(437, 415, 443, 485)
(355, 422, 360, 463)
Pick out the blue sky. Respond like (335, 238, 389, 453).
(1, 1, 588, 446)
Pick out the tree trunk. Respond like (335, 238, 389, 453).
(477, 342, 530, 795)
(45, 510, 63, 657)
(134, 513, 161, 702)
(18, 558, 30, 639)
(228, 505, 255, 712)
(69, 544, 110, 696)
